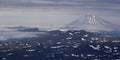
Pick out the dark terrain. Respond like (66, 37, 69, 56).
(0, 30, 120, 60)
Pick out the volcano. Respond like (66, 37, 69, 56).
(62, 14, 119, 32)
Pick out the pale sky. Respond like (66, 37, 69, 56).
(0, 0, 120, 28)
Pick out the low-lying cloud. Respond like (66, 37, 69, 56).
(0, 31, 41, 41)
(0, 28, 43, 41)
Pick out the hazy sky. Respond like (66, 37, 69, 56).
(0, 0, 120, 28)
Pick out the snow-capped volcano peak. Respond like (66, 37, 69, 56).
(84, 14, 98, 25)
(62, 14, 119, 32)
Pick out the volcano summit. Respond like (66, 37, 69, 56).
(63, 14, 119, 32)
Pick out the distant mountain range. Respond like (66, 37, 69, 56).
(0, 14, 120, 41)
